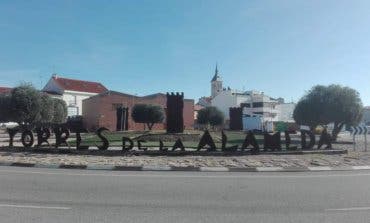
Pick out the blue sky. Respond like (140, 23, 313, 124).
(1, 0, 370, 105)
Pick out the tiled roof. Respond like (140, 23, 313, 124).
(52, 75, 108, 94)
(0, 87, 11, 94)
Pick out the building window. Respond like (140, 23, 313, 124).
(240, 103, 251, 108)
(67, 106, 79, 117)
(252, 102, 264, 108)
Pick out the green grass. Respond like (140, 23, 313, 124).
(68, 130, 272, 149)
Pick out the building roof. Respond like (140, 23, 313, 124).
(52, 75, 108, 94)
(0, 87, 11, 94)
(86, 90, 194, 102)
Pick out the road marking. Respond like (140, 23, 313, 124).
(326, 207, 370, 212)
(199, 167, 229, 172)
(1, 168, 370, 179)
(352, 166, 370, 170)
(0, 204, 71, 210)
(142, 166, 172, 171)
(308, 166, 332, 171)
(256, 167, 284, 172)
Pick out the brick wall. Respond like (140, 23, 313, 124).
(82, 92, 194, 131)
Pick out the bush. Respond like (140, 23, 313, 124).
(66, 115, 84, 132)
(0, 83, 68, 126)
(131, 104, 164, 130)
(52, 98, 67, 124)
(197, 106, 224, 128)
(10, 83, 42, 124)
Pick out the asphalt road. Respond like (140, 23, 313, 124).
(0, 167, 370, 223)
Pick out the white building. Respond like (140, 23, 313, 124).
(42, 74, 108, 117)
(275, 102, 295, 122)
(212, 89, 281, 122)
(208, 66, 295, 123)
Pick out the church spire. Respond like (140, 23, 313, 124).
(211, 63, 221, 82)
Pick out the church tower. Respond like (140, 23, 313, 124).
(211, 64, 222, 98)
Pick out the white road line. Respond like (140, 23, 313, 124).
(352, 166, 370, 170)
(326, 207, 370, 212)
(0, 204, 71, 210)
(308, 166, 332, 171)
(142, 166, 172, 171)
(1, 168, 370, 178)
(256, 167, 284, 172)
(199, 167, 229, 172)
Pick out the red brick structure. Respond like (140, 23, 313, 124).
(82, 91, 194, 131)
(0, 87, 11, 94)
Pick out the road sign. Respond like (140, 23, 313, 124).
(350, 126, 369, 135)
(350, 126, 369, 151)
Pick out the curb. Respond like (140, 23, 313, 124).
(2, 161, 370, 172)
(0, 147, 348, 157)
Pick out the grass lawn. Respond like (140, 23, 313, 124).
(69, 130, 300, 149)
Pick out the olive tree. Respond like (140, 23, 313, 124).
(10, 83, 42, 125)
(294, 84, 363, 140)
(52, 98, 68, 124)
(131, 104, 164, 130)
(197, 106, 224, 129)
(0, 84, 68, 126)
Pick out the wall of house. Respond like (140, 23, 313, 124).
(82, 93, 194, 131)
(63, 91, 97, 116)
(82, 96, 101, 130)
(276, 103, 296, 122)
(211, 90, 238, 119)
(212, 89, 290, 122)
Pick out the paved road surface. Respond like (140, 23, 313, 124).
(0, 166, 370, 223)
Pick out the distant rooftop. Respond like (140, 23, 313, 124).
(0, 87, 11, 94)
(51, 74, 108, 94)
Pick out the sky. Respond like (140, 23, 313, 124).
(1, 0, 370, 105)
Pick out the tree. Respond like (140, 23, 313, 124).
(293, 84, 363, 140)
(52, 98, 67, 124)
(0, 84, 68, 126)
(40, 94, 54, 124)
(131, 104, 164, 130)
(10, 83, 42, 125)
(197, 106, 224, 128)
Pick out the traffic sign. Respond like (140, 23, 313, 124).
(350, 126, 369, 135)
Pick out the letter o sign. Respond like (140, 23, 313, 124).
(21, 130, 34, 148)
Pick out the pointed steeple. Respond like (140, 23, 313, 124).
(211, 63, 221, 82)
